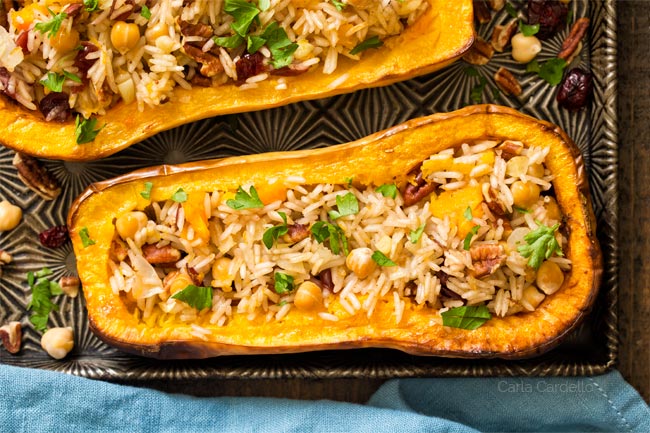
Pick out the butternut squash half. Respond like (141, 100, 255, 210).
(0, 0, 473, 161)
(68, 105, 602, 359)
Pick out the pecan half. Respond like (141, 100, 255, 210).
(402, 167, 437, 207)
(284, 223, 309, 243)
(558, 17, 589, 63)
(183, 44, 224, 77)
(179, 20, 214, 39)
(470, 243, 506, 278)
(491, 19, 517, 52)
(494, 67, 522, 96)
(0, 321, 22, 354)
(473, 0, 492, 23)
(59, 276, 80, 298)
(462, 36, 494, 65)
(142, 244, 181, 265)
(497, 140, 524, 160)
(12, 153, 61, 201)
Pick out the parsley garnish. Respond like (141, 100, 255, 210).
(274, 272, 294, 294)
(224, 0, 261, 37)
(171, 188, 188, 203)
(260, 22, 298, 69)
(63, 70, 81, 83)
(40, 72, 66, 92)
(513, 205, 530, 214)
(517, 222, 563, 269)
(465, 66, 479, 77)
(247, 35, 266, 53)
(505, 2, 518, 18)
(328, 192, 359, 220)
(350, 35, 383, 55)
(463, 225, 480, 250)
(376, 183, 397, 199)
(371, 251, 396, 267)
(471, 76, 488, 103)
(311, 221, 349, 255)
(171, 285, 213, 310)
(441, 305, 491, 330)
(526, 58, 567, 86)
(74, 115, 103, 144)
(519, 21, 540, 37)
(463, 206, 473, 221)
(331, 0, 346, 11)
(262, 211, 289, 249)
(213, 34, 245, 48)
(344, 177, 354, 187)
(226, 186, 264, 209)
(26, 268, 62, 332)
(140, 181, 153, 200)
(140, 5, 151, 19)
(34, 8, 68, 37)
(566, 10, 574, 25)
(79, 227, 96, 247)
(409, 224, 425, 244)
(83, 0, 100, 12)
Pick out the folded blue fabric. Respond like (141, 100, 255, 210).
(1, 364, 648, 433)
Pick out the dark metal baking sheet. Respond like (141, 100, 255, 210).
(0, 0, 617, 378)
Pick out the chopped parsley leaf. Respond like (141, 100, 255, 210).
(140, 5, 151, 19)
(171, 285, 213, 310)
(331, 0, 345, 11)
(350, 35, 383, 55)
(171, 188, 188, 203)
(34, 8, 68, 37)
(517, 222, 563, 269)
(224, 0, 261, 37)
(328, 192, 359, 220)
(409, 224, 425, 244)
(441, 305, 491, 330)
(63, 70, 82, 83)
(311, 221, 348, 255)
(26, 268, 62, 332)
(470, 76, 488, 103)
(213, 34, 245, 49)
(74, 115, 104, 144)
(247, 35, 266, 53)
(376, 183, 398, 199)
(262, 211, 289, 249)
(83, 0, 100, 12)
(140, 181, 153, 200)
(226, 185, 264, 209)
(527, 58, 567, 86)
(274, 272, 294, 294)
(464, 66, 479, 77)
(260, 22, 298, 69)
(513, 205, 530, 214)
(505, 2, 518, 18)
(40, 72, 66, 92)
(371, 251, 396, 267)
(79, 227, 96, 247)
(258, 0, 271, 11)
(518, 21, 540, 37)
(463, 225, 480, 250)
(463, 206, 473, 221)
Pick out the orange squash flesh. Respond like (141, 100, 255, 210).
(68, 105, 602, 359)
(0, 0, 474, 161)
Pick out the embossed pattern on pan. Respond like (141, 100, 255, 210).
(0, 0, 617, 378)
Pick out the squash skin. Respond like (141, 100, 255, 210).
(68, 104, 602, 360)
(0, 0, 474, 161)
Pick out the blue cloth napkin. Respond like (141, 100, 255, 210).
(1, 364, 648, 433)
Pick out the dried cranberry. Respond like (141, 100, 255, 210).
(39, 92, 71, 122)
(74, 42, 99, 79)
(39, 226, 69, 249)
(527, 0, 568, 40)
(235, 52, 265, 82)
(557, 68, 593, 111)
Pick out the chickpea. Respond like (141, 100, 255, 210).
(535, 260, 565, 295)
(544, 197, 562, 222)
(527, 163, 545, 178)
(41, 327, 74, 360)
(145, 21, 168, 45)
(115, 211, 148, 240)
(505, 156, 529, 177)
(521, 285, 546, 310)
(49, 27, 79, 53)
(111, 21, 140, 53)
(511, 33, 542, 63)
(211, 256, 233, 291)
(163, 271, 194, 296)
(510, 181, 540, 209)
(346, 247, 376, 279)
(293, 281, 323, 311)
(0, 200, 22, 232)
(155, 35, 176, 53)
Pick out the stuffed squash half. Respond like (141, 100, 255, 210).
(68, 105, 602, 359)
(0, 0, 473, 161)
